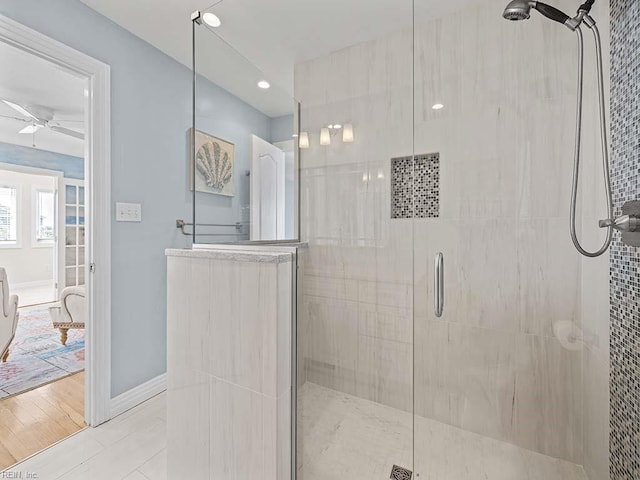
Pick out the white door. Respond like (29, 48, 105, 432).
(250, 135, 286, 240)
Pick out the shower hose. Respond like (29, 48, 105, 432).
(570, 18, 613, 257)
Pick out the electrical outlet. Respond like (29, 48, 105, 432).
(116, 202, 142, 222)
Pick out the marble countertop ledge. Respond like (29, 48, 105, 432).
(165, 248, 294, 264)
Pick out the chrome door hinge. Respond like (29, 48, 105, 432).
(90, 263, 96, 274)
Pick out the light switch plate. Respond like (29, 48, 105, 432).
(116, 202, 142, 222)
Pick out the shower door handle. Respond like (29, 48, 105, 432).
(434, 252, 444, 318)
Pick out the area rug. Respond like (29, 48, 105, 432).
(0, 306, 84, 398)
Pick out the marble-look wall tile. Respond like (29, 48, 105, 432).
(414, 320, 517, 442)
(208, 260, 277, 395)
(167, 252, 294, 480)
(210, 377, 264, 480)
(277, 262, 293, 397)
(413, 218, 520, 332)
(167, 257, 211, 372)
(356, 335, 413, 412)
(304, 296, 359, 396)
(582, 351, 610, 480)
(517, 218, 581, 337)
(358, 303, 412, 344)
(167, 366, 210, 480)
(513, 334, 583, 463)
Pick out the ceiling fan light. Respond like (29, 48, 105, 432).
(19, 124, 42, 134)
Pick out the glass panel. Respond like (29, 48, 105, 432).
(193, 18, 298, 243)
(78, 186, 85, 205)
(66, 184, 77, 205)
(66, 205, 77, 225)
(78, 246, 85, 266)
(78, 266, 85, 286)
(411, 1, 611, 478)
(65, 226, 77, 246)
(78, 226, 85, 245)
(65, 266, 76, 287)
(65, 245, 77, 266)
(0, 186, 17, 242)
(290, 1, 415, 479)
(36, 190, 55, 241)
(78, 206, 85, 225)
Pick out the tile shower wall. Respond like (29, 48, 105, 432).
(296, 23, 415, 416)
(297, 0, 610, 469)
(610, 1, 640, 478)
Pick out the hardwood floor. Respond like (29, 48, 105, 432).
(0, 371, 86, 470)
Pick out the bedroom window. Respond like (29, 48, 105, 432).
(36, 189, 55, 242)
(0, 186, 17, 244)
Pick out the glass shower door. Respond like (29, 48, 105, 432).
(411, 0, 606, 478)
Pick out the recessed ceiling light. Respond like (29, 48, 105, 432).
(203, 12, 221, 28)
(333, 124, 342, 129)
(432, 103, 444, 110)
(257, 80, 270, 89)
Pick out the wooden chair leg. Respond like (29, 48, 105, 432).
(2, 349, 9, 362)
(59, 328, 69, 346)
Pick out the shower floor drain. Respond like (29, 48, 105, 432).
(390, 465, 413, 480)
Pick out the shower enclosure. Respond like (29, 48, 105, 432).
(188, 0, 612, 478)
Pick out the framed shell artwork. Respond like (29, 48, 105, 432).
(189, 128, 235, 197)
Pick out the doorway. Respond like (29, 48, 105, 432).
(0, 12, 111, 470)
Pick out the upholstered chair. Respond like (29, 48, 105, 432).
(49, 286, 85, 345)
(0, 267, 19, 362)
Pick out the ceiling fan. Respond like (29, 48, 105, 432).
(0, 99, 84, 140)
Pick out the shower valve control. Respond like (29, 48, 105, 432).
(598, 200, 640, 247)
(598, 215, 640, 232)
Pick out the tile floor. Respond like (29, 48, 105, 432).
(3, 393, 166, 480)
(4, 383, 588, 480)
(299, 382, 588, 480)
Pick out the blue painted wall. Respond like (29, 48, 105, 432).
(0, 0, 272, 397)
(0, 142, 84, 179)
(269, 114, 294, 143)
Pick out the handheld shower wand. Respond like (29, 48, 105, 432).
(503, 1, 571, 25)
(503, 0, 617, 258)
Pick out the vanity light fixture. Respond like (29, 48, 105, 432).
(342, 123, 354, 143)
(203, 12, 222, 27)
(299, 132, 310, 149)
(432, 103, 444, 110)
(257, 80, 271, 89)
(320, 127, 331, 146)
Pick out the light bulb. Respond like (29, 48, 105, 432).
(299, 132, 310, 149)
(342, 123, 354, 143)
(320, 127, 331, 146)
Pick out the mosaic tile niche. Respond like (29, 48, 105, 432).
(391, 153, 440, 219)
(610, 0, 640, 478)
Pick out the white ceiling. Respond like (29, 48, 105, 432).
(79, 0, 482, 118)
(0, 41, 86, 158)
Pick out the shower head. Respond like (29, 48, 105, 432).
(503, 0, 572, 26)
(503, 0, 534, 21)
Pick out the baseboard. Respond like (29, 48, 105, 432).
(110, 373, 166, 419)
(13, 280, 53, 289)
